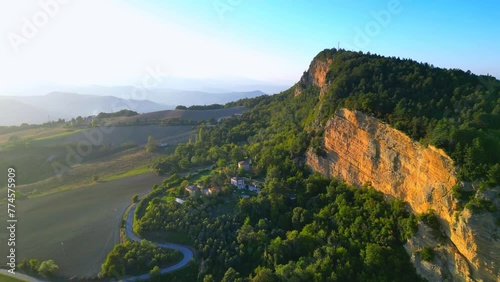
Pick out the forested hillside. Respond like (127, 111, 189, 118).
(141, 84, 424, 281)
(116, 49, 499, 281)
(304, 49, 499, 184)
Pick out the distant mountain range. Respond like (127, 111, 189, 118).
(0, 92, 171, 126)
(0, 89, 268, 126)
(57, 86, 268, 106)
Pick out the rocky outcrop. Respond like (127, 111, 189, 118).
(294, 56, 332, 96)
(306, 108, 500, 281)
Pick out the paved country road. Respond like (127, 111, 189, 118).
(0, 202, 194, 282)
(120, 203, 194, 282)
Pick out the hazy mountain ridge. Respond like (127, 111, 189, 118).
(61, 85, 268, 106)
(0, 99, 63, 126)
(0, 87, 269, 126)
(0, 92, 172, 126)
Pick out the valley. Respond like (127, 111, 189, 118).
(0, 50, 498, 282)
(0, 172, 163, 278)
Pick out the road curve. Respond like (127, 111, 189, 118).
(120, 203, 194, 282)
(0, 203, 193, 282)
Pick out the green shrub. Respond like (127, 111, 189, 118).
(420, 247, 435, 262)
(451, 185, 475, 202)
(417, 210, 440, 231)
(38, 259, 59, 277)
(132, 194, 139, 203)
(465, 198, 497, 213)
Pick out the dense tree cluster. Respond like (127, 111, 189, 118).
(136, 171, 421, 281)
(100, 240, 182, 277)
(96, 109, 138, 118)
(175, 104, 225, 110)
(142, 80, 424, 280)
(18, 258, 59, 278)
(132, 49, 499, 280)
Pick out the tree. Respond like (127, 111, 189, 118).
(76, 116, 83, 124)
(252, 267, 278, 282)
(420, 246, 435, 262)
(221, 267, 241, 282)
(17, 258, 29, 270)
(146, 135, 158, 152)
(203, 274, 215, 282)
(132, 194, 139, 203)
(149, 265, 161, 281)
(487, 164, 500, 186)
(92, 175, 99, 182)
(29, 258, 40, 272)
(197, 127, 203, 143)
(38, 260, 59, 277)
(363, 243, 387, 267)
(291, 207, 310, 229)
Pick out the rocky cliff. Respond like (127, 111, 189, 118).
(306, 108, 500, 281)
(294, 54, 332, 96)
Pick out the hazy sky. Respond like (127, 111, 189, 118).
(1, 0, 499, 94)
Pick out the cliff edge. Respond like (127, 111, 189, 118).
(306, 108, 499, 281)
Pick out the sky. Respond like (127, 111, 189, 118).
(0, 0, 499, 95)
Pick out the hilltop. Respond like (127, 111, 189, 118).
(0, 92, 172, 126)
(111, 106, 248, 125)
(288, 49, 500, 281)
(193, 48, 499, 281)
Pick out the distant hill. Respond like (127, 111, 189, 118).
(0, 92, 172, 126)
(0, 99, 62, 126)
(113, 106, 248, 124)
(60, 86, 267, 106)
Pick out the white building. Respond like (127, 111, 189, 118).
(230, 177, 245, 189)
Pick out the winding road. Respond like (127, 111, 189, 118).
(0, 202, 194, 282)
(120, 203, 194, 281)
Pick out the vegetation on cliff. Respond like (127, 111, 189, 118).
(129, 49, 499, 280)
(140, 73, 423, 280)
(307, 49, 499, 186)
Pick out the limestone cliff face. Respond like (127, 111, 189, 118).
(306, 108, 500, 281)
(294, 56, 332, 96)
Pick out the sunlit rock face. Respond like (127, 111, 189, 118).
(306, 108, 499, 282)
(294, 56, 332, 97)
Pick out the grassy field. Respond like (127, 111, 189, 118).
(185, 168, 212, 183)
(63, 125, 194, 147)
(101, 166, 152, 182)
(0, 127, 73, 145)
(0, 172, 166, 278)
(0, 122, 194, 195)
(0, 147, 158, 200)
(30, 129, 82, 146)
